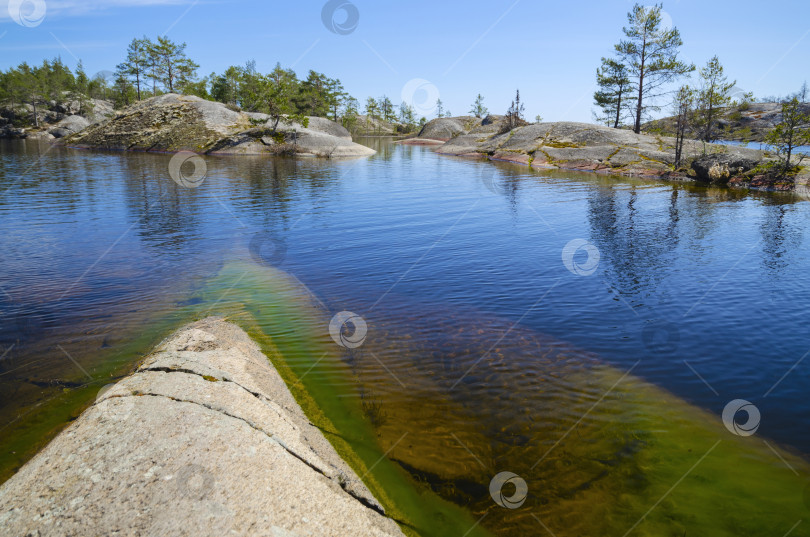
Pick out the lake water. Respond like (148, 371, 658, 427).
(2, 137, 810, 536)
(713, 138, 810, 155)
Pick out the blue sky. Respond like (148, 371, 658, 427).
(1, 0, 808, 122)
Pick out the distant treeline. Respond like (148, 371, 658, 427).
(0, 35, 427, 133)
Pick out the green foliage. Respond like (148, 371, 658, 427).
(504, 89, 526, 131)
(672, 85, 696, 167)
(694, 56, 736, 142)
(436, 98, 445, 118)
(765, 98, 810, 173)
(594, 56, 635, 128)
(0, 34, 358, 133)
(116, 38, 149, 100)
(398, 102, 417, 131)
(614, 3, 694, 133)
(0, 57, 86, 127)
(469, 94, 488, 118)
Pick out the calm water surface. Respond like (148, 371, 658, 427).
(1, 137, 810, 536)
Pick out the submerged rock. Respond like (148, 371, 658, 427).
(66, 94, 375, 158)
(0, 317, 403, 536)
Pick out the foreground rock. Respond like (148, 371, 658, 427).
(0, 317, 403, 537)
(66, 94, 375, 158)
(432, 120, 809, 192)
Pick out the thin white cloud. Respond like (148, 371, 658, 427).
(0, 0, 199, 21)
(0, 40, 116, 51)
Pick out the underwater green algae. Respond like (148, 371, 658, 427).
(186, 261, 493, 537)
(3, 259, 809, 537)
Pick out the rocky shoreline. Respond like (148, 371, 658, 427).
(401, 116, 809, 195)
(0, 317, 404, 536)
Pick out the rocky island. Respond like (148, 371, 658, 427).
(404, 115, 810, 194)
(64, 94, 375, 158)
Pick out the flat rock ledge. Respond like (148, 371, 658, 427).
(0, 317, 404, 537)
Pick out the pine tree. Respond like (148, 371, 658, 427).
(594, 57, 634, 128)
(672, 85, 695, 168)
(469, 94, 488, 118)
(765, 98, 810, 173)
(116, 38, 149, 100)
(615, 3, 694, 133)
(694, 56, 736, 142)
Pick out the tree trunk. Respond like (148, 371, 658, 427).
(31, 98, 39, 128)
(634, 38, 648, 134)
(614, 87, 623, 129)
(634, 73, 644, 134)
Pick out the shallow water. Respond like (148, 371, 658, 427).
(1, 137, 810, 535)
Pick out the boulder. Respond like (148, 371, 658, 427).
(306, 116, 352, 139)
(418, 116, 481, 141)
(354, 115, 398, 135)
(46, 128, 71, 139)
(26, 131, 55, 141)
(692, 153, 759, 184)
(0, 318, 404, 537)
(48, 115, 90, 138)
